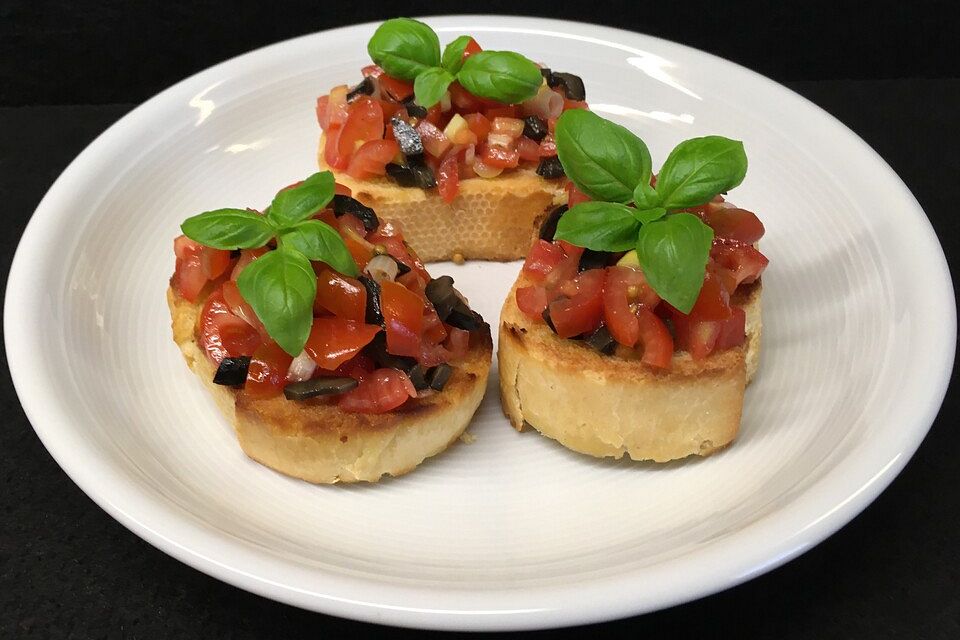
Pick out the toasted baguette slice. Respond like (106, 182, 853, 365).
(318, 138, 566, 262)
(168, 286, 492, 483)
(498, 275, 762, 462)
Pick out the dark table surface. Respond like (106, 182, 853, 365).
(1, 79, 957, 639)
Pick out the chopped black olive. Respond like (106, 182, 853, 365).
(425, 275, 485, 330)
(447, 308, 485, 331)
(578, 249, 610, 272)
(390, 115, 424, 156)
(541, 306, 557, 333)
(539, 204, 568, 240)
(547, 71, 586, 101)
(407, 156, 437, 189)
(585, 326, 617, 355)
(386, 255, 412, 276)
(385, 163, 417, 187)
(363, 332, 416, 370)
(407, 364, 430, 391)
(229, 249, 242, 258)
(213, 356, 251, 386)
(358, 275, 384, 326)
(522, 115, 548, 142)
(283, 377, 358, 401)
(346, 76, 375, 101)
(402, 96, 428, 119)
(540, 67, 553, 82)
(427, 364, 453, 391)
(331, 194, 379, 231)
(536, 156, 565, 179)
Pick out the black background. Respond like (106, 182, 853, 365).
(1, 1, 958, 638)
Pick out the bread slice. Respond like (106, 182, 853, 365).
(318, 138, 566, 262)
(498, 275, 762, 462)
(168, 286, 493, 483)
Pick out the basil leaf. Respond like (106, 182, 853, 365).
(635, 213, 714, 314)
(457, 51, 542, 105)
(553, 201, 640, 252)
(555, 109, 652, 203)
(180, 208, 273, 250)
(367, 18, 440, 81)
(441, 35, 472, 74)
(267, 171, 335, 228)
(632, 181, 661, 209)
(414, 67, 455, 108)
(279, 219, 359, 277)
(236, 247, 317, 356)
(631, 207, 667, 225)
(655, 136, 748, 209)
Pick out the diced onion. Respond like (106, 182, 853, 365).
(520, 85, 564, 119)
(364, 254, 400, 282)
(465, 143, 476, 165)
(473, 158, 504, 179)
(287, 350, 317, 383)
(487, 133, 513, 148)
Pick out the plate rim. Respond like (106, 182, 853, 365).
(4, 15, 956, 631)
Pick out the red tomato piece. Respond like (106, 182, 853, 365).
(338, 368, 417, 413)
(463, 37, 482, 57)
(479, 144, 520, 169)
(314, 269, 367, 322)
(636, 308, 674, 368)
(516, 136, 540, 162)
(327, 97, 384, 170)
(522, 239, 566, 280)
(437, 151, 460, 203)
(221, 280, 267, 338)
(516, 284, 550, 317)
(671, 311, 721, 361)
(378, 73, 414, 102)
(711, 245, 769, 286)
(340, 227, 374, 270)
(173, 236, 206, 303)
(244, 341, 293, 399)
(346, 139, 399, 180)
(705, 207, 765, 245)
(304, 317, 381, 371)
(715, 307, 746, 351)
(416, 120, 452, 159)
(603, 266, 660, 347)
(334, 182, 352, 196)
(565, 181, 591, 207)
(687, 270, 732, 321)
(449, 82, 485, 112)
(464, 112, 491, 141)
(380, 281, 424, 357)
(484, 105, 518, 120)
(361, 65, 383, 78)
(200, 246, 232, 280)
(230, 247, 267, 281)
(548, 269, 606, 338)
(198, 286, 262, 364)
(445, 327, 470, 359)
(538, 135, 557, 157)
(316, 95, 331, 130)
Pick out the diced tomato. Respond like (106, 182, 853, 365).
(715, 307, 746, 351)
(326, 96, 384, 170)
(334, 182, 352, 197)
(361, 65, 383, 78)
(340, 227, 374, 270)
(484, 105, 518, 120)
(337, 368, 417, 413)
(200, 246, 231, 280)
(479, 144, 520, 169)
(173, 236, 207, 302)
(565, 181, 591, 207)
(397, 270, 427, 298)
(538, 136, 557, 157)
(563, 99, 589, 111)
(380, 281, 424, 357)
(230, 247, 267, 281)
(491, 117, 525, 138)
(304, 317, 380, 371)
(445, 327, 470, 358)
(416, 120, 451, 158)
(244, 341, 293, 399)
(422, 306, 448, 343)
(516, 137, 540, 162)
(378, 99, 404, 123)
(424, 104, 444, 126)
(671, 311, 721, 360)
(336, 211, 368, 239)
(198, 286, 263, 364)
(449, 82, 485, 113)
(316, 95, 331, 130)
(319, 86, 349, 131)
(602, 266, 660, 347)
(636, 308, 673, 368)
(314, 269, 367, 322)
(705, 207, 765, 244)
(463, 37, 482, 57)
(377, 73, 414, 102)
(548, 269, 605, 338)
(711, 245, 769, 286)
(516, 284, 550, 317)
(687, 270, 732, 321)
(346, 139, 399, 179)
(328, 353, 375, 380)
(522, 239, 566, 280)
(464, 113, 491, 141)
(221, 280, 267, 338)
(437, 151, 460, 203)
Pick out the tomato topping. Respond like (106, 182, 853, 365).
(340, 227, 374, 270)
(305, 317, 381, 371)
(479, 144, 520, 169)
(416, 120, 452, 158)
(602, 266, 660, 347)
(361, 65, 382, 78)
(538, 136, 558, 157)
(445, 327, 470, 359)
(711, 244, 769, 286)
(316, 95, 331, 130)
(463, 37, 482, 57)
(636, 308, 673, 368)
(548, 269, 605, 338)
(314, 269, 367, 322)
(448, 82, 484, 112)
(715, 307, 746, 351)
(346, 139, 399, 180)
(705, 207, 765, 245)
(516, 136, 540, 162)
(173, 236, 207, 303)
(484, 105, 518, 120)
(200, 246, 232, 280)
(380, 281, 424, 357)
(378, 73, 414, 101)
(522, 239, 566, 280)
(334, 182, 352, 196)
(491, 117, 525, 138)
(244, 341, 293, 399)
(338, 368, 417, 413)
(230, 247, 267, 281)
(326, 96, 384, 170)
(516, 284, 550, 317)
(221, 280, 267, 338)
(687, 270, 732, 321)
(198, 286, 262, 364)
(320, 86, 349, 131)
(671, 310, 721, 361)
(437, 150, 460, 203)
(565, 181, 591, 207)
(464, 112, 491, 141)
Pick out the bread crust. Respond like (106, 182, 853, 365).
(498, 274, 762, 462)
(168, 286, 492, 483)
(318, 137, 566, 262)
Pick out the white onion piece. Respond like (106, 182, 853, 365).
(287, 350, 317, 383)
(487, 133, 513, 148)
(464, 143, 476, 165)
(365, 254, 400, 283)
(520, 86, 564, 119)
(473, 158, 504, 179)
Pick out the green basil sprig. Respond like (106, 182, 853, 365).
(180, 171, 359, 355)
(554, 110, 748, 313)
(367, 18, 542, 108)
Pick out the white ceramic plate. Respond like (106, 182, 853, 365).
(5, 16, 955, 631)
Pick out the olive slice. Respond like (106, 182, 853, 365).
(536, 156, 565, 179)
(358, 275, 384, 326)
(578, 249, 609, 272)
(427, 364, 453, 391)
(331, 194, 379, 231)
(447, 308, 484, 331)
(547, 72, 586, 101)
(385, 163, 417, 187)
(346, 76, 375, 101)
(390, 115, 424, 156)
(522, 115, 548, 142)
(586, 325, 617, 355)
(538, 204, 568, 240)
(402, 96, 428, 119)
(407, 364, 430, 391)
(213, 356, 250, 386)
(425, 275, 458, 320)
(283, 377, 358, 400)
(406, 156, 437, 189)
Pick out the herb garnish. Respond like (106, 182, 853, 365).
(367, 18, 542, 108)
(180, 171, 358, 356)
(553, 110, 747, 313)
